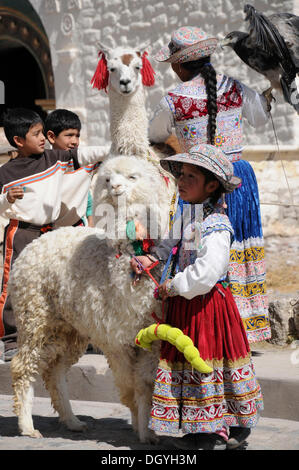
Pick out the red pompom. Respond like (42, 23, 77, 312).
(141, 51, 155, 87)
(90, 52, 109, 92)
(142, 238, 155, 253)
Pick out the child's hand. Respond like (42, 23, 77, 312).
(6, 186, 24, 203)
(130, 255, 155, 274)
(158, 280, 171, 300)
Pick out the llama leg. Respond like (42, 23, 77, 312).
(18, 383, 43, 438)
(43, 341, 88, 432)
(105, 351, 139, 431)
(118, 385, 138, 432)
(135, 380, 158, 444)
(134, 351, 159, 444)
(11, 353, 42, 438)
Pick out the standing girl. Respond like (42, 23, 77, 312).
(149, 26, 271, 344)
(131, 144, 263, 450)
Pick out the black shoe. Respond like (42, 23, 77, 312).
(197, 434, 227, 450)
(227, 427, 251, 450)
(171, 434, 198, 450)
(173, 433, 227, 450)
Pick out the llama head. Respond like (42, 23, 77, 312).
(94, 155, 168, 245)
(91, 43, 155, 94)
(95, 155, 160, 206)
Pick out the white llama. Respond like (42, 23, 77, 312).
(91, 43, 178, 163)
(10, 155, 171, 444)
(91, 43, 176, 230)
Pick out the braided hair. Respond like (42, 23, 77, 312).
(181, 57, 217, 145)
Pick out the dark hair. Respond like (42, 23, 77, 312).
(44, 109, 81, 137)
(182, 57, 217, 145)
(199, 166, 224, 205)
(3, 108, 43, 148)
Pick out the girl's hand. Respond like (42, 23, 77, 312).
(130, 255, 153, 275)
(6, 186, 24, 203)
(158, 280, 171, 300)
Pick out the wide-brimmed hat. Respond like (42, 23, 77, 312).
(160, 144, 242, 193)
(154, 26, 218, 64)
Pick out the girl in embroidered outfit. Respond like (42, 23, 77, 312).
(131, 144, 263, 450)
(149, 26, 271, 345)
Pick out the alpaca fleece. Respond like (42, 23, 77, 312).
(9, 155, 172, 443)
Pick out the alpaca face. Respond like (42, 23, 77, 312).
(106, 47, 143, 95)
(97, 156, 157, 205)
(94, 155, 163, 243)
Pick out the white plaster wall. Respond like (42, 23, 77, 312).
(29, 0, 299, 148)
(251, 160, 299, 237)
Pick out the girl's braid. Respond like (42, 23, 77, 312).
(199, 63, 217, 145)
(182, 58, 218, 145)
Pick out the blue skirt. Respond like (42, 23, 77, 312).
(225, 160, 271, 343)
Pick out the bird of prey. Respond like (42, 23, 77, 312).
(221, 4, 299, 112)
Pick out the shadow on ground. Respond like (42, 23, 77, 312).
(0, 414, 249, 451)
(0, 414, 178, 450)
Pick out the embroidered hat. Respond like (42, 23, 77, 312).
(154, 26, 218, 64)
(160, 144, 242, 193)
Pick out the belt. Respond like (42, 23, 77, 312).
(15, 221, 54, 233)
(73, 218, 84, 227)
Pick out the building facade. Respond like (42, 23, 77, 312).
(0, 0, 298, 149)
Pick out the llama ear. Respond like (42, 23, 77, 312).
(137, 41, 152, 56)
(96, 41, 113, 59)
(141, 51, 155, 87)
(91, 50, 109, 92)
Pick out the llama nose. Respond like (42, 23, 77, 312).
(112, 183, 121, 190)
(120, 78, 131, 86)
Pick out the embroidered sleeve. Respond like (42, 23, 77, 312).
(170, 230, 231, 299)
(241, 82, 270, 127)
(149, 96, 175, 143)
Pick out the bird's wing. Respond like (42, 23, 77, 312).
(244, 4, 296, 81)
(269, 13, 299, 70)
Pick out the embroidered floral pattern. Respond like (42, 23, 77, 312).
(150, 361, 263, 434)
(229, 242, 270, 341)
(215, 135, 225, 146)
(168, 76, 243, 159)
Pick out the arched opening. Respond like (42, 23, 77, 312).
(0, 39, 48, 123)
(0, 1, 55, 128)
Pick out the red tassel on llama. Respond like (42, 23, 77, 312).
(90, 52, 109, 92)
(91, 50, 155, 91)
(141, 52, 155, 87)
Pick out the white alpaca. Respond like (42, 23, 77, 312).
(10, 155, 170, 443)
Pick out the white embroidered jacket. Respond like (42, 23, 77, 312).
(150, 200, 234, 300)
(149, 73, 269, 160)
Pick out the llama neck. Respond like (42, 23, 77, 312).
(109, 86, 150, 158)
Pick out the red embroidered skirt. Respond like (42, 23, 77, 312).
(150, 283, 263, 435)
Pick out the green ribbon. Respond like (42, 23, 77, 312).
(126, 220, 145, 255)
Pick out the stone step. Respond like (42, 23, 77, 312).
(1, 346, 299, 422)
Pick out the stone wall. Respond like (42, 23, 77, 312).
(29, 0, 299, 147)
